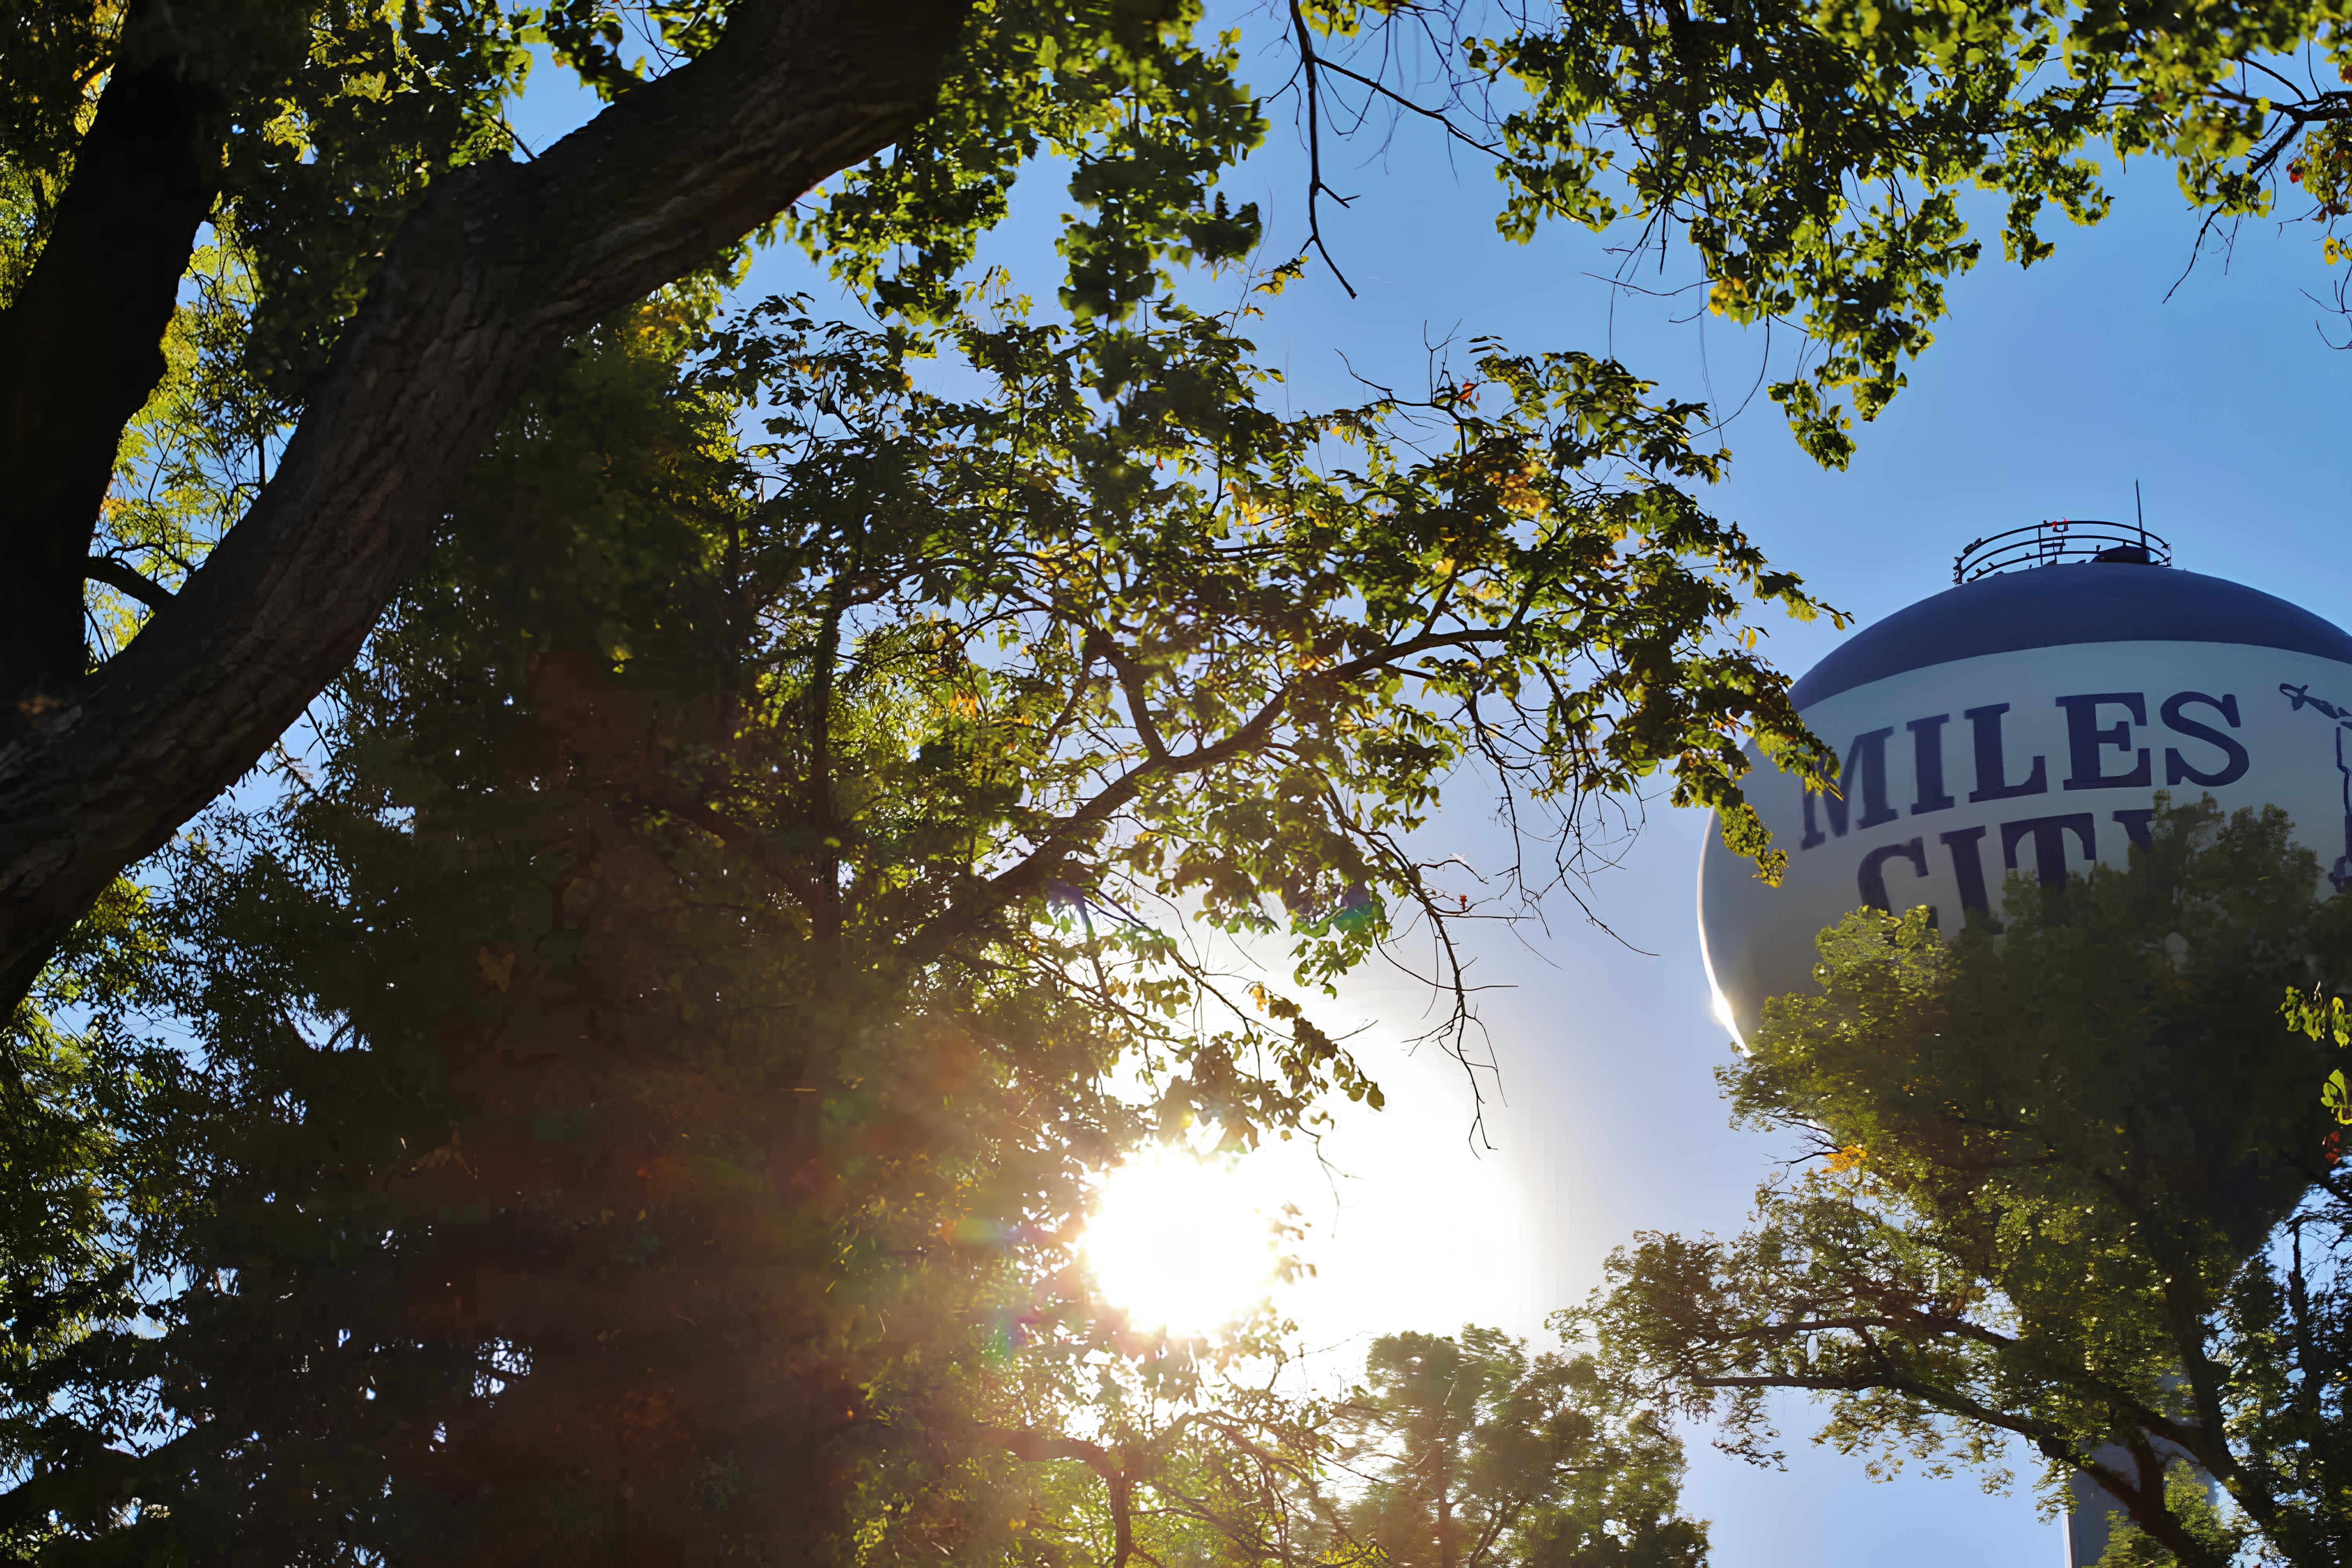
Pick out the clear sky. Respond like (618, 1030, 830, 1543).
(514, 29, 2350, 1563)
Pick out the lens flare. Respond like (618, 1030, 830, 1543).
(1080, 1150, 1280, 1336)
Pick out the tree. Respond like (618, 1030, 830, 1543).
(1332, 1326, 1706, 1568)
(866, 1342, 1346, 1568)
(0, 271, 1828, 1556)
(911, 1325, 1708, 1568)
(1577, 799, 2352, 1567)
(0, 0, 1279, 1008)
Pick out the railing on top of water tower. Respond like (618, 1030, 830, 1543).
(1953, 520, 2172, 584)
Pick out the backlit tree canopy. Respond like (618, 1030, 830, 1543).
(0, 283, 1823, 1557)
(3, 0, 2346, 1004)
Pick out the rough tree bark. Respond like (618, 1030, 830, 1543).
(0, 0, 973, 1009)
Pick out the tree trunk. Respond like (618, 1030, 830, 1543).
(0, 10, 229, 730)
(0, 0, 971, 1009)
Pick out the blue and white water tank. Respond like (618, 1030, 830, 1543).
(1700, 532, 2352, 1049)
(1697, 527, 2352, 1568)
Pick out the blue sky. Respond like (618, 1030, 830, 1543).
(514, 34, 2348, 1563)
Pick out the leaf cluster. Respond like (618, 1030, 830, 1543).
(784, 0, 1270, 324)
(1461, 0, 2350, 462)
(1334, 1326, 1705, 1568)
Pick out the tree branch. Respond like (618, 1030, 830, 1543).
(1286, 0, 1358, 298)
(968, 1419, 1186, 1568)
(84, 557, 174, 614)
(901, 625, 1499, 963)
(1690, 1359, 2233, 1567)
(1087, 627, 1169, 760)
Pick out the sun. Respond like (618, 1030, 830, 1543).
(1080, 1149, 1285, 1337)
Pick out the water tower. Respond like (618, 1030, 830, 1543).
(1695, 522, 2352, 1565)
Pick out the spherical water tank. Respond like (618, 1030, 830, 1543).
(1699, 536, 2352, 1566)
(1699, 544, 2352, 1049)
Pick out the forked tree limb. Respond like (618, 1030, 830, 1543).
(0, 0, 972, 1009)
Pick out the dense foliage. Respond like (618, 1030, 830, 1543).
(0, 281, 1818, 1558)
(50, 0, 2352, 647)
(1331, 1326, 1705, 1568)
(6, 0, 2344, 1009)
(885, 1323, 1709, 1568)
(1579, 799, 2352, 1567)
(8, 3, 2348, 1561)
(54, 0, 1289, 647)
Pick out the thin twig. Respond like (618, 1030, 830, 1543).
(1288, 0, 1359, 298)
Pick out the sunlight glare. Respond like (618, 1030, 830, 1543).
(1081, 1150, 1282, 1336)
(1708, 981, 1748, 1053)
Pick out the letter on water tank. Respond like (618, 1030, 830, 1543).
(1699, 564, 2352, 1049)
